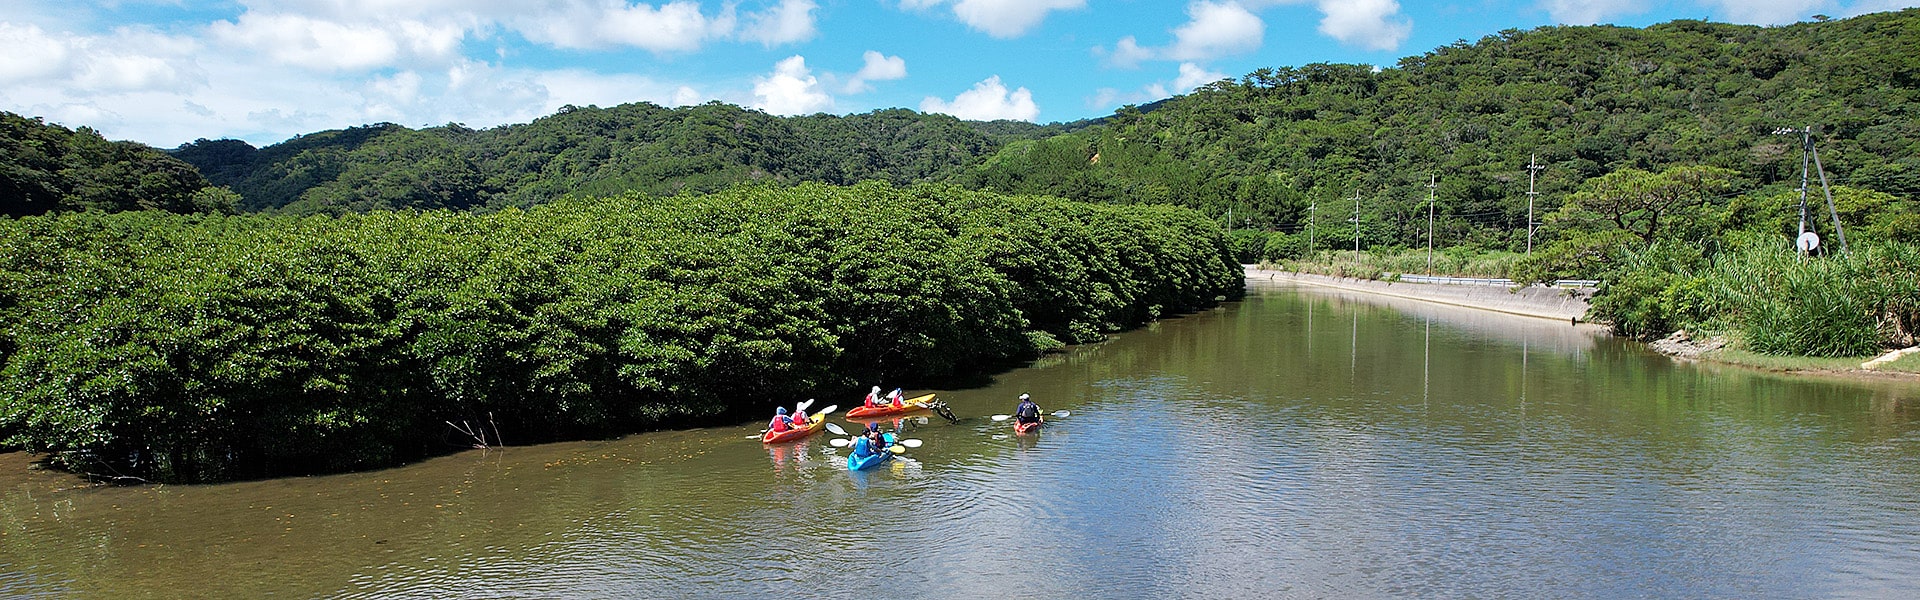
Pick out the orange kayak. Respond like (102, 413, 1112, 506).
(1014, 419, 1041, 434)
(761, 413, 825, 444)
(845, 393, 936, 418)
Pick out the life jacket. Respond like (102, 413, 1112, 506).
(1015, 401, 1039, 421)
(865, 391, 881, 408)
(852, 435, 874, 457)
(792, 411, 808, 426)
(769, 415, 791, 432)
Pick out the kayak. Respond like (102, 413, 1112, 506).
(761, 413, 826, 444)
(1014, 419, 1042, 434)
(846, 433, 897, 471)
(845, 393, 936, 418)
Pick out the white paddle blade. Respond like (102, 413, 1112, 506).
(899, 439, 923, 448)
(824, 422, 848, 436)
(991, 415, 1011, 421)
(1052, 410, 1070, 418)
(798, 398, 815, 412)
(829, 438, 851, 447)
(817, 405, 839, 417)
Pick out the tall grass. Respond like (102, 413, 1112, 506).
(1700, 243, 1920, 357)
(1275, 248, 1526, 280)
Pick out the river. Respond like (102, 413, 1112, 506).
(4, 281, 1920, 598)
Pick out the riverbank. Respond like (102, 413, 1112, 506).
(1243, 266, 1593, 323)
(1245, 266, 1920, 383)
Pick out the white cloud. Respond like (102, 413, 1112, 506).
(1174, 62, 1229, 92)
(516, 1, 735, 52)
(920, 75, 1038, 121)
(753, 55, 832, 115)
(1086, 62, 1223, 111)
(902, 0, 1086, 38)
(1317, 0, 1410, 51)
(0, 23, 74, 83)
(1706, 0, 1831, 24)
(740, 0, 819, 46)
(1102, 35, 1155, 69)
(1539, 0, 1649, 24)
(843, 50, 907, 93)
(1167, 1, 1265, 61)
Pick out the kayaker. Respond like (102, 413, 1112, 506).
(851, 422, 883, 458)
(1013, 393, 1042, 428)
(792, 401, 811, 427)
(864, 386, 883, 409)
(886, 388, 905, 408)
(768, 407, 793, 433)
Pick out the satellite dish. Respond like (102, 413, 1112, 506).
(1797, 231, 1821, 253)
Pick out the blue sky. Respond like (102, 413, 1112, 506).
(1, 0, 1913, 148)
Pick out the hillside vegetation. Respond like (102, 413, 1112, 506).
(172, 104, 1062, 214)
(2, 112, 234, 217)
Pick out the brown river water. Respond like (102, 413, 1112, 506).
(3, 281, 1919, 598)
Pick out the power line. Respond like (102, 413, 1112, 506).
(1526, 153, 1543, 255)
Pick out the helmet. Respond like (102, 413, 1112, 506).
(776, 407, 787, 414)
(866, 422, 880, 432)
(1018, 393, 1030, 401)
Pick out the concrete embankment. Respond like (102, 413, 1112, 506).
(1244, 266, 1594, 323)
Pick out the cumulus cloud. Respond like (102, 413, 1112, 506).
(1539, 0, 1649, 24)
(740, 0, 819, 46)
(842, 50, 908, 93)
(1167, 1, 1265, 61)
(0, 23, 75, 83)
(1087, 62, 1224, 112)
(753, 55, 832, 115)
(1173, 62, 1229, 92)
(901, 0, 1086, 38)
(1317, 0, 1410, 51)
(516, 1, 735, 51)
(921, 75, 1038, 121)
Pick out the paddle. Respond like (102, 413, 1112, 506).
(992, 410, 1069, 423)
(797, 398, 814, 412)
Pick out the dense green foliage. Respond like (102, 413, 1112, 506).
(0, 183, 1238, 482)
(2, 112, 231, 217)
(963, 10, 1920, 253)
(1589, 240, 1920, 356)
(174, 104, 1060, 214)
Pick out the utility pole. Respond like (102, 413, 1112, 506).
(1426, 174, 1437, 271)
(1351, 189, 1362, 252)
(1307, 200, 1316, 256)
(1780, 125, 1850, 256)
(1526, 154, 1543, 255)
(1809, 129, 1849, 255)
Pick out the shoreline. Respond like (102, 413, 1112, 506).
(1244, 266, 1920, 384)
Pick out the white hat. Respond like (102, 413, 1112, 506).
(1018, 393, 1030, 401)
(871, 386, 881, 393)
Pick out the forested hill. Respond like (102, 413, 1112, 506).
(1, 112, 232, 217)
(172, 103, 1061, 214)
(965, 9, 1920, 251)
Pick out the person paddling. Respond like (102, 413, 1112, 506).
(792, 401, 812, 427)
(1013, 393, 1042, 429)
(768, 406, 793, 433)
(864, 386, 884, 409)
(886, 388, 905, 408)
(851, 422, 885, 459)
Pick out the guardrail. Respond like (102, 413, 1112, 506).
(1390, 274, 1598, 288)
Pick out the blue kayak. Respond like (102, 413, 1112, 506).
(846, 433, 897, 471)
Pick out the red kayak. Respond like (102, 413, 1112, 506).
(761, 415, 824, 444)
(1014, 419, 1041, 434)
(845, 393, 936, 418)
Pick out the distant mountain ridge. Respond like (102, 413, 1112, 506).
(172, 104, 1065, 214)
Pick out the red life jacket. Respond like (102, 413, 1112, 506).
(769, 415, 790, 432)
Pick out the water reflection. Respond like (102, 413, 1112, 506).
(2, 286, 1919, 598)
